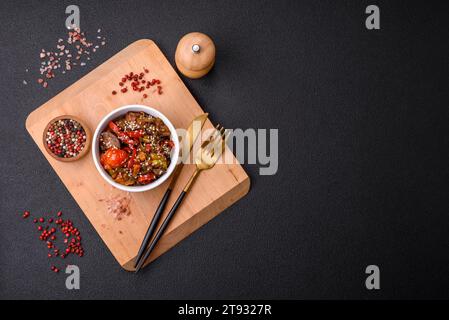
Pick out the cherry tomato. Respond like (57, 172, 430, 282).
(100, 148, 128, 169)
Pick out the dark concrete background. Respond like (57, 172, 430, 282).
(1, 0, 448, 299)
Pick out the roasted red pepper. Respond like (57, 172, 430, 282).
(108, 121, 121, 134)
(108, 121, 136, 146)
(114, 131, 135, 146)
(119, 134, 137, 146)
(127, 148, 137, 168)
(138, 173, 156, 185)
(127, 130, 144, 138)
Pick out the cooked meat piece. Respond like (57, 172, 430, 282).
(159, 130, 171, 137)
(125, 112, 139, 122)
(158, 124, 171, 137)
(137, 117, 155, 126)
(100, 131, 120, 150)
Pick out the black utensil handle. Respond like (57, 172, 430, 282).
(135, 191, 187, 272)
(134, 188, 172, 268)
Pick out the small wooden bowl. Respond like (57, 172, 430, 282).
(42, 115, 91, 162)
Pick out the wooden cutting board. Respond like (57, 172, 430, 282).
(25, 39, 250, 271)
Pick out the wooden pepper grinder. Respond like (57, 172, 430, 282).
(175, 32, 216, 79)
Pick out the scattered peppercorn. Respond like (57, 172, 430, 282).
(111, 67, 162, 99)
(20, 210, 85, 274)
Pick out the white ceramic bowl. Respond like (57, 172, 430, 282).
(92, 105, 179, 192)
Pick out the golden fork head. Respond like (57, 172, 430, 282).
(195, 124, 229, 170)
(183, 124, 230, 192)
